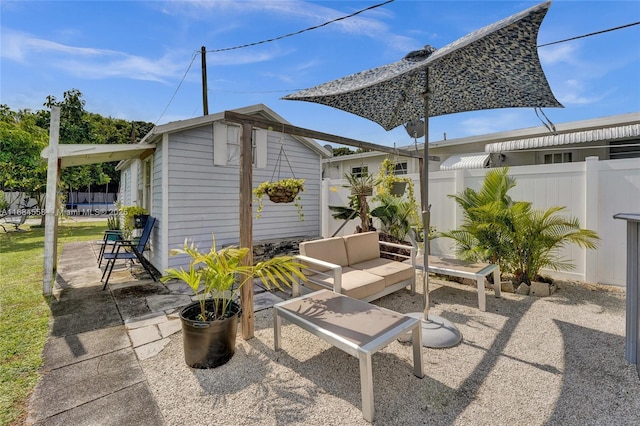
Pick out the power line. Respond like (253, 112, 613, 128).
(538, 21, 640, 47)
(156, 1, 394, 122)
(158, 7, 638, 119)
(205, 0, 394, 53)
(209, 88, 305, 94)
(154, 52, 198, 125)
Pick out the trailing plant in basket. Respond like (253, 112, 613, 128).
(254, 178, 305, 221)
(375, 158, 420, 230)
(161, 235, 307, 321)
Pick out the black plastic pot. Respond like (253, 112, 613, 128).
(180, 300, 241, 369)
(134, 214, 149, 229)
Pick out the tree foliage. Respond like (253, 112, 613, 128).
(0, 89, 155, 207)
(332, 147, 354, 157)
(0, 107, 49, 207)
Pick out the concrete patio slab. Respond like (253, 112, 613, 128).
(30, 382, 163, 426)
(42, 326, 130, 370)
(135, 338, 173, 361)
(254, 290, 285, 311)
(128, 325, 162, 347)
(28, 348, 145, 423)
(146, 293, 193, 313)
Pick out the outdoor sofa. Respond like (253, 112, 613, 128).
(293, 231, 416, 302)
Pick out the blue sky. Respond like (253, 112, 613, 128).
(1, 0, 639, 147)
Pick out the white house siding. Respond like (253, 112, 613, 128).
(165, 125, 321, 269)
(325, 158, 640, 286)
(148, 148, 163, 271)
(252, 131, 321, 241)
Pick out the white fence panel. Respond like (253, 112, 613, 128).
(324, 157, 640, 286)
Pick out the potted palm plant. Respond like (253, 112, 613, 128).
(161, 235, 306, 369)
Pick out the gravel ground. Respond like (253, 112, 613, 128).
(140, 277, 640, 425)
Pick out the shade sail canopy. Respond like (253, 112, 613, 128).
(284, 1, 562, 131)
(485, 123, 640, 153)
(440, 153, 490, 170)
(41, 144, 155, 168)
(283, 1, 562, 348)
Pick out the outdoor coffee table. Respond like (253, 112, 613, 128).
(273, 289, 424, 422)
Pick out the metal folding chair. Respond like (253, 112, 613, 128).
(101, 216, 157, 290)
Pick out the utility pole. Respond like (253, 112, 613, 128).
(201, 46, 209, 115)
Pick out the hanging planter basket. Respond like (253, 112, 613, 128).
(267, 185, 301, 203)
(254, 177, 306, 220)
(390, 181, 407, 196)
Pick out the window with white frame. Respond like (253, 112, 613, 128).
(213, 122, 267, 168)
(394, 162, 408, 175)
(543, 152, 572, 164)
(351, 166, 369, 177)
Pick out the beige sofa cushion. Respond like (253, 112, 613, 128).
(343, 232, 380, 265)
(299, 237, 349, 273)
(351, 258, 415, 287)
(306, 267, 385, 300)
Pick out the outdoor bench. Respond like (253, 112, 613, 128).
(293, 231, 416, 303)
(416, 255, 501, 311)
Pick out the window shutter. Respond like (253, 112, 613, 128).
(213, 121, 227, 166)
(255, 128, 268, 169)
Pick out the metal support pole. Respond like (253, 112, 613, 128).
(402, 69, 462, 348)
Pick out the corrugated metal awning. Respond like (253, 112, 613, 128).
(485, 124, 640, 153)
(440, 153, 490, 171)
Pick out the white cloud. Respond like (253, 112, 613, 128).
(538, 43, 579, 65)
(0, 28, 282, 84)
(164, 0, 407, 53)
(1, 29, 116, 62)
(557, 82, 608, 106)
(457, 112, 529, 136)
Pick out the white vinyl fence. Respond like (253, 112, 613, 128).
(323, 157, 640, 286)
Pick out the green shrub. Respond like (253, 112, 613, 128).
(440, 168, 599, 283)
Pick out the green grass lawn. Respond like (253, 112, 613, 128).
(0, 219, 107, 426)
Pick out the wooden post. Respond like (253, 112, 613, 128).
(43, 106, 61, 295)
(239, 122, 254, 339)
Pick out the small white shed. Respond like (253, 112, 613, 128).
(117, 104, 330, 272)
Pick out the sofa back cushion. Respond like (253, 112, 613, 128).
(344, 232, 380, 265)
(299, 237, 349, 271)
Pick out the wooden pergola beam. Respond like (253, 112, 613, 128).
(225, 110, 439, 339)
(223, 110, 439, 161)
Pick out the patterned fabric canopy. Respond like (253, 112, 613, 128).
(283, 1, 563, 131)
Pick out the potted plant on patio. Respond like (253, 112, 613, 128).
(119, 205, 148, 239)
(161, 235, 306, 369)
(254, 177, 305, 220)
